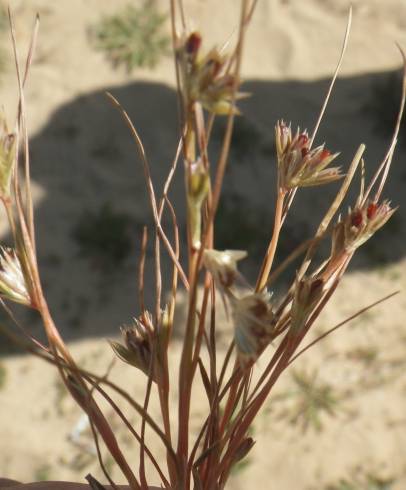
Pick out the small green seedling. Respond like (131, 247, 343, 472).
(90, 2, 170, 71)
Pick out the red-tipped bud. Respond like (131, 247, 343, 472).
(320, 149, 331, 160)
(298, 134, 309, 146)
(332, 199, 396, 254)
(367, 202, 378, 220)
(351, 210, 363, 228)
(275, 121, 341, 188)
(185, 32, 202, 56)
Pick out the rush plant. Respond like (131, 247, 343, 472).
(0, 2, 405, 489)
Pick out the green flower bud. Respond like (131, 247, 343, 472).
(187, 158, 210, 249)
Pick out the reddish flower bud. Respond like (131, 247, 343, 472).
(320, 149, 331, 160)
(367, 202, 378, 220)
(351, 210, 363, 228)
(275, 121, 341, 188)
(185, 32, 202, 56)
(298, 134, 308, 146)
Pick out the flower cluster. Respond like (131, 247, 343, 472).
(332, 199, 396, 255)
(204, 248, 274, 364)
(203, 248, 247, 288)
(109, 313, 156, 381)
(0, 247, 32, 306)
(275, 120, 341, 189)
(291, 275, 325, 331)
(231, 290, 274, 364)
(177, 31, 242, 115)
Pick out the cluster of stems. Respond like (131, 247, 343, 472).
(1, 2, 405, 490)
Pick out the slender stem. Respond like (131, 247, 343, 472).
(256, 189, 286, 291)
(87, 379, 170, 488)
(177, 252, 199, 476)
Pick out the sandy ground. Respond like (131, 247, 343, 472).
(1, 0, 406, 488)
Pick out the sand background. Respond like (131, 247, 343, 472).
(1, 0, 406, 488)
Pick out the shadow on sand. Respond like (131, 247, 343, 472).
(1, 67, 405, 353)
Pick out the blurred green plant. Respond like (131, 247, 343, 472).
(90, 2, 170, 72)
(33, 464, 52, 482)
(287, 370, 340, 432)
(72, 202, 133, 271)
(326, 475, 394, 490)
(346, 345, 378, 365)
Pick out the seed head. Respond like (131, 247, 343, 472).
(0, 247, 32, 306)
(177, 31, 243, 115)
(332, 199, 396, 255)
(203, 248, 247, 289)
(291, 275, 325, 331)
(231, 290, 274, 364)
(109, 314, 156, 381)
(275, 121, 341, 189)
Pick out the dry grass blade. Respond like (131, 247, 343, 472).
(86, 417, 122, 490)
(154, 224, 162, 323)
(89, 382, 170, 488)
(158, 137, 183, 220)
(7, 8, 39, 247)
(297, 144, 365, 279)
(105, 91, 189, 290)
(7, 327, 179, 474)
(363, 45, 406, 204)
(138, 226, 148, 314)
(310, 6, 352, 146)
(288, 291, 399, 366)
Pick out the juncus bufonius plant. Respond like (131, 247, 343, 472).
(1, 2, 405, 489)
